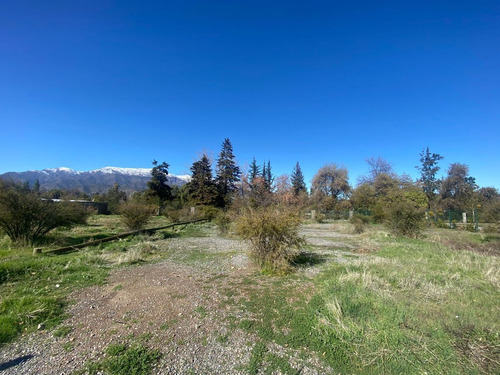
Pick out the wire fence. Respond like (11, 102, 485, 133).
(307, 208, 480, 231)
(40, 217, 210, 255)
(427, 209, 479, 230)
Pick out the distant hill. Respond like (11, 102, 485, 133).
(0, 167, 191, 195)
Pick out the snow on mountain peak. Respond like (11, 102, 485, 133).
(92, 167, 152, 177)
(43, 167, 79, 174)
(22, 166, 190, 180)
(175, 174, 192, 182)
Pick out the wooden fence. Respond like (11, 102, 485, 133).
(37, 218, 210, 256)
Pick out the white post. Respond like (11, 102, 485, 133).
(311, 210, 316, 220)
(462, 212, 467, 224)
(349, 210, 354, 220)
(190, 207, 196, 216)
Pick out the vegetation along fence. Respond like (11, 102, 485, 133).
(307, 208, 480, 232)
(307, 209, 372, 221)
(427, 209, 479, 231)
(37, 218, 209, 256)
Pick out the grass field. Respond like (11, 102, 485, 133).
(0, 215, 175, 344)
(0, 216, 499, 374)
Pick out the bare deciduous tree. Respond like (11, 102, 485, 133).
(311, 164, 351, 209)
(357, 156, 395, 185)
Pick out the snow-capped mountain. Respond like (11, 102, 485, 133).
(0, 167, 191, 194)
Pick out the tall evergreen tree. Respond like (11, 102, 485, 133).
(440, 163, 477, 211)
(103, 183, 127, 214)
(416, 147, 443, 208)
(264, 160, 273, 191)
(215, 138, 241, 204)
(33, 179, 41, 194)
(188, 154, 218, 206)
(291, 162, 307, 195)
(249, 157, 261, 186)
(147, 160, 172, 205)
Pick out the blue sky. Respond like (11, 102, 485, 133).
(1, 0, 499, 188)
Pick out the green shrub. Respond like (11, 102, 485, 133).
(350, 213, 368, 234)
(119, 201, 154, 231)
(0, 185, 89, 245)
(199, 206, 219, 220)
(236, 207, 305, 274)
(214, 213, 231, 235)
(385, 200, 426, 238)
(465, 223, 477, 232)
(434, 218, 450, 229)
(164, 208, 181, 223)
(314, 212, 326, 223)
(481, 200, 500, 223)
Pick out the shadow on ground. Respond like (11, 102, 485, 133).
(0, 355, 34, 371)
(293, 251, 327, 268)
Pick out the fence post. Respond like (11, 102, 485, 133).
(462, 212, 467, 224)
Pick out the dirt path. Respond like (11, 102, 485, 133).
(0, 255, 258, 374)
(0, 225, 354, 374)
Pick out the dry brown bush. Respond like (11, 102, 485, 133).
(235, 206, 305, 274)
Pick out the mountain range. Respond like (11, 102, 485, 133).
(0, 167, 191, 195)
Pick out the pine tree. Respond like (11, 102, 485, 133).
(416, 147, 443, 208)
(291, 162, 307, 195)
(22, 181, 30, 192)
(188, 154, 218, 206)
(215, 138, 241, 205)
(33, 179, 41, 194)
(249, 157, 261, 186)
(147, 160, 172, 205)
(103, 183, 127, 214)
(264, 160, 273, 192)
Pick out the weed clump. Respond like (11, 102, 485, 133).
(314, 212, 326, 223)
(81, 343, 161, 375)
(199, 205, 220, 220)
(236, 207, 305, 274)
(163, 208, 181, 223)
(214, 212, 231, 235)
(349, 213, 369, 234)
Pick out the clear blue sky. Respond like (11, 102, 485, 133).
(1, 1, 499, 188)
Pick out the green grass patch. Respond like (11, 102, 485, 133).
(78, 342, 162, 375)
(0, 217, 209, 346)
(53, 325, 72, 338)
(230, 228, 500, 374)
(0, 250, 108, 345)
(215, 333, 230, 345)
(194, 306, 207, 318)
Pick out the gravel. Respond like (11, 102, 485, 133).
(0, 225, 350, 374)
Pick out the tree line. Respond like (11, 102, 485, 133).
(141, 141, 499, 224)
(1, 139, 499, 246)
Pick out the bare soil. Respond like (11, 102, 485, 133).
(0, 230, 336, 375)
